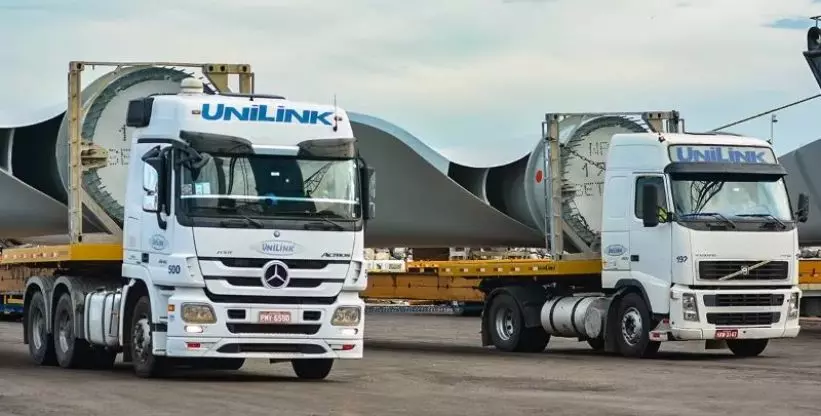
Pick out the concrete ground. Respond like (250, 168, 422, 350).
(1, 314, 821, 416)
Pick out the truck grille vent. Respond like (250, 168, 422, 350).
(703, 294, 785, 307)
(217, 343, 327, 354)
(220, 276, 343, 288)
(706, 312, 780, 326)
(226, 323, 321, 335)
(698, 261, 788, 281)
(201, 257, 342, 269)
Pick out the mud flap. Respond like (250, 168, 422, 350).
(602, 289, 626, 353)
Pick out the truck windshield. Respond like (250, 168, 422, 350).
(670, 176, 793, 221)
(178, 153, 360, 220)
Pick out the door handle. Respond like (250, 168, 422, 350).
(631, 255, 640, 262)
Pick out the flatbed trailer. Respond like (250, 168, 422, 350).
(364, 258, 821, 313)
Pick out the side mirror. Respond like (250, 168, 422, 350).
(141, 146, 170, 228)
(642, 184, 659, 227)
(142, 164, 160, 212)
(797, 193, 810, 223)
(142, 193, 159, 212)
(360, 163, 375, 220)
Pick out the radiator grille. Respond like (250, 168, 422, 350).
(702, 293, 784, 307)
(698, 261, 788, 281)
(706, 312, 780, 326)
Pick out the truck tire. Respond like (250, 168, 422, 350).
(614, 292, 660, 358)
(727, 339, 768, 357)
(53, 292, 92, 369)
(292, 359, 333, 380)
(26, 291, 57, 366)
(487, 292, 549, 353)
(130, 295, 167, 378)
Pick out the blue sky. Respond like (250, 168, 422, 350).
(2, 0, 821, 164)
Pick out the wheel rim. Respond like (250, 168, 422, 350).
(132, 317, 152, 364)
(621, 307, 643, 346)
(57, 308, 72, 353)
(494, 307, 516, 341)
(31, 307, 45, 351)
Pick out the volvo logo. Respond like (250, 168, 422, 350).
(261, 260, 290, 289)
(740, 266, 750, 276)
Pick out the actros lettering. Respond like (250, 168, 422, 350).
(201, 103, 333, 126)
(675, 146, 768, 164)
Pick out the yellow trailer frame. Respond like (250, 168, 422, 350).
(362, 258, 821, 302)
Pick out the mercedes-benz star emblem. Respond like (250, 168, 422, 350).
(273, 230, 281, 238)
(261, 260, 290, 289)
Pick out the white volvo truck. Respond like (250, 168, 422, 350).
(6, 62, 374, 378)
(470, 112, 808, 358)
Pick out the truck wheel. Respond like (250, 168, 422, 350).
(727, 339, 768, 357)
(53, 292, 92, 369)
(130, 296, 167, 378)
(614, 292, 660, 358)
(487, 293, 549, 353)
(292, 359, 333, 380)
(26, 291, 57, 366)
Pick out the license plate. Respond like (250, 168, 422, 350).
(259, 311, 291, 324)
(715, 329, 739, 339)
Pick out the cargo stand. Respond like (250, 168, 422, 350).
(540, 111, 683, 260)
(66, 61, 255, 246)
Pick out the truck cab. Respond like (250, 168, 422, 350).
(601, 132, 806, 355)
(121, 78, 375, 377)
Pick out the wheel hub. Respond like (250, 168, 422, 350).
(495, 307, 516, 341)
(57, 309, 72, 353)
(31, 308, 45, 350)
(621, 307, 643, 346)
(132, 318, 152, 363)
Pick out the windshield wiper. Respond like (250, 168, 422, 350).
(274, 210, 347, 231)
(736, 213, 787, 229)
(678, 212, 737, 229)
(219, 214, 263, 228)
(304, 215, 344, 231)
(217, 203, 264, 228)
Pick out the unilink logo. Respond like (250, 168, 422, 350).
(149, 234, 168, 251)
(259, 240, 299, 256)
(671, 145, 775, 164)
(605, 244, 626, 257)
(200, 103, 334, 126)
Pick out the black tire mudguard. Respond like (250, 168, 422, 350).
(481, 285, 546, 346)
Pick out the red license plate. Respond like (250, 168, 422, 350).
(259, 311, 291, 324)
(715, 329, 739, 339)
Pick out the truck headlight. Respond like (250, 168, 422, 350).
(788, 292, 800, 319)
(182, 303, 217, 324)
(682, 293, 699, 322)
(331, 306, 361, 326)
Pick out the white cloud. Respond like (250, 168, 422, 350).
(1, 0, 820, 157)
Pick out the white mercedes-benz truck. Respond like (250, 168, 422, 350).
(8, 62, 374, 379)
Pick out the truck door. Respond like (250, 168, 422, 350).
(140, 150, 176, 277)
(629, 175, 673, 286)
